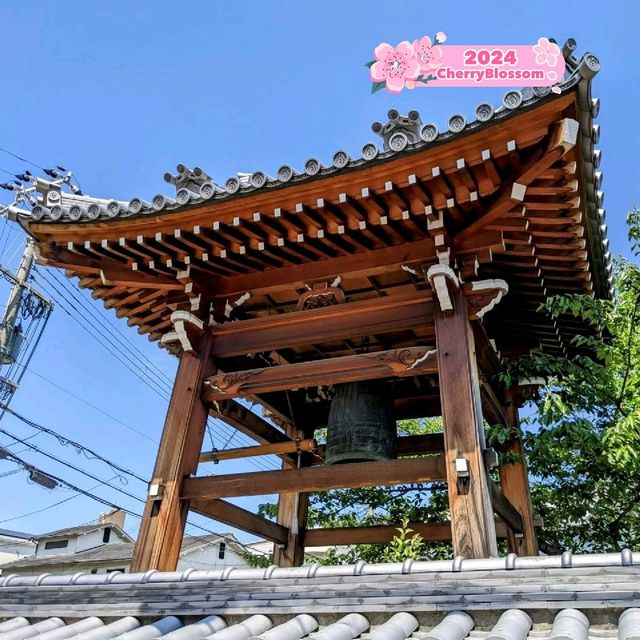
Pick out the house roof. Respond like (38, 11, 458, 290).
(0, 542, 135, 570)
(0, 529, 33, 541)
(0, 552, 638, 637)
(0, 535, 237, 571)
(35, 522, 134, 543)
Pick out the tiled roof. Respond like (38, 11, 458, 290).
(35, 523, 111, 540)
(27, 39, 603, 229)
(35, 522, 134, 543)
(0, 542, 135, 570)
(0, 553, 639, 638)
(0, 610, 635, 640)
(0, 529, 33, 541)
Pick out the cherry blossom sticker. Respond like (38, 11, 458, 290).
(367, 34, 567, 93)
(366, 33, 447, 94)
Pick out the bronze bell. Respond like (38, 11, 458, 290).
(325, 381, 397, 464)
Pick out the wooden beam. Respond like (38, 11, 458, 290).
(304, 519, 515, 546)
(131, 331, 216, 573)
(210, 400, 289, 445)
(36, 243, 115, 274)
(274, 423, 308, 567)
(211, 292, 434, 358)
(202, 238, 436, 299)
(100, 265, 184, 291)
(434, 279, 498, 558)
(199, 439, 317, 463)
(313, 433, 445, 462)
(203, 346, 438, 402)
(182, 455, 446, 500)
(211, 286, 505, 358)
(305, 522, 453, 546)
(490, 480, 524, 534)
(190, 498, 289, 545)
(499, 397, 539, 555)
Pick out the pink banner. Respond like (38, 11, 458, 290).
(368, 36, 565, 94)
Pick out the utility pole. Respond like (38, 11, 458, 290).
(0, 238, 35, 365)
(0, 236, 52, 416)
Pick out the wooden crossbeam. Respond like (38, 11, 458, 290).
(305, 522, 452, 546)
(182, 455, 446, 500)
(211, 285, 507, 358)
(304, 519, 516, 546)
(100, 266, 184, 291)
(211, 292, 434, 358)
(199, 439, 317, 463)
(313, 433, 445, 462)
(490, 480, 524, 534)
(202, 346, 438, 402)
(199, 238, 436, 299)
(210, 400, 289, 445)
(190, 498, 289, 544)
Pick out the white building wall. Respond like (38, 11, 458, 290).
(36, 536, 78, 556)
(177, 543, 248, 571)
(75, 530, 111, 553)
(0, 538, 36, 566)
(35, 527, 123, 557)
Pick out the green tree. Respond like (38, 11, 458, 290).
(502, 208, 640, 553)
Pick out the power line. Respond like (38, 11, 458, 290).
(0, 424, 146, 505)
(0, 405, 272, 558)
(0, 402, 148, 484)
(0, 146, 45, 171)
(13, 362, 158, 444)
(32, 268, 279, 471)
(33, 268, 174, 400)
(0, 476, 119, 525)
(2, 439, 272, 559)
(0, 448, 139, 518)
(49, 269, 172, 386)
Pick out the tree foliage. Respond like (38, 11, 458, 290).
(505, 209, 640, 553)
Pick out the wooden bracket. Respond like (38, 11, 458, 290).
(463, 279, 509, 319)
(160, 310, 205, 355)
(425, 264, 460, 315)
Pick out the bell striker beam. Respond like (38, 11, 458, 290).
(131, 309, 215, 572)
(429, 265, 499, 558)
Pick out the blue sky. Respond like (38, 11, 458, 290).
(0, 1, 637, 544)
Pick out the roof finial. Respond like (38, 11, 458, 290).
(372, 109, 422, 151)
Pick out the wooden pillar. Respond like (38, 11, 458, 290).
(432, 272, 498, 558)
(272, 424, 308, 567)
(499, 398, 538, 556)
(131, 330, 215, 572)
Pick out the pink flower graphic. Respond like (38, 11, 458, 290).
(435, 31, 447, 43)
(413, 36, 444, 72)
(370, 41, 421, 93)
(532, 37, 560, 66)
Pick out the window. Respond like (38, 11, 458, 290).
(218, 542, 226, 560)
(102, 527, 111, 543)
(44, 539, 68, 550)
